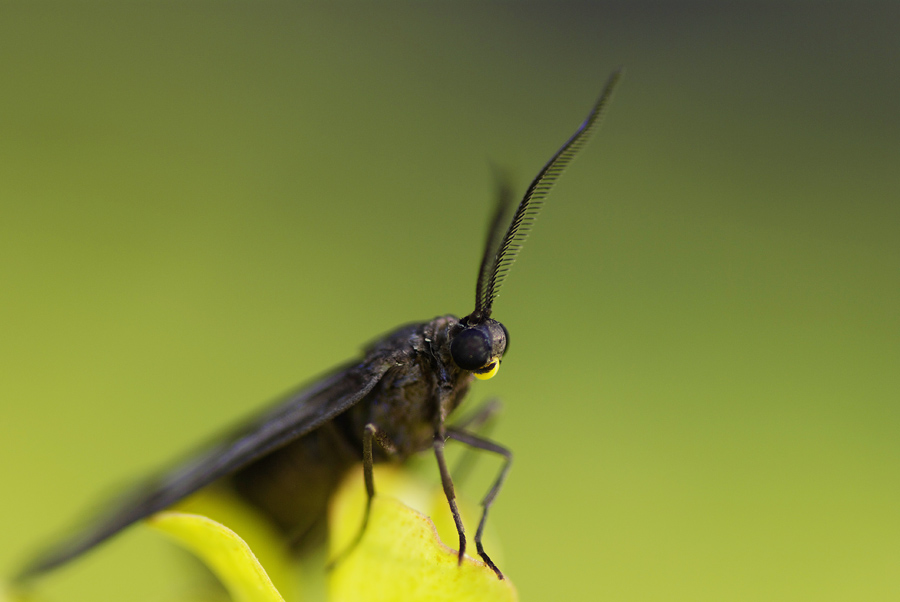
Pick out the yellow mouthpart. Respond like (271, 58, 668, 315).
(473, 360, 500, 380)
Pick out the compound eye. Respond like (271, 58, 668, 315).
(500, 323, 510, 356)
(450, 328, 492, 371)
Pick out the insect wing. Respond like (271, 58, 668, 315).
(16, 354, 395, 581)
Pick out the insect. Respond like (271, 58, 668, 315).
(15, 69, 621, 584)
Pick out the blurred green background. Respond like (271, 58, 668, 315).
(1, 3, 897, 601)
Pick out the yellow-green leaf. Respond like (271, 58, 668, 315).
(147, 512, 285, 602)
(171, 488, 299, 601)
(329, 467, 518, 602)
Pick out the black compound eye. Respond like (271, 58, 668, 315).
(450, 328, 492, 371)
(500, 323, 510, 356)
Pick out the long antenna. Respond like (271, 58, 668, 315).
(470, 68, 623, 322)
(472, 170, 515, 322)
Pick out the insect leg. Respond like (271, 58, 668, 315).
(452, 398, 502, 431)
(328, 423, 397, 568)
(433, 432, 468, 566)
(451, 398, 502, 483)
(362, 423, 398, 501)
(445, 427, 512, 580)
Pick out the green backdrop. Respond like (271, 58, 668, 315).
(2, 3, 897, 601)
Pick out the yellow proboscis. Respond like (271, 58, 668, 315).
(473, 360, 500, 380)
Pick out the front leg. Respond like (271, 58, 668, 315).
(433, 429, 467, 566)
(446, 427, 511, 579)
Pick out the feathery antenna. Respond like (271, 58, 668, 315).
(469, 68, 623, 322)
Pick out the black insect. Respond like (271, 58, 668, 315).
(15, 69, 621, 584)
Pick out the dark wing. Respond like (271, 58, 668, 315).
(15, 353, 396, 582)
